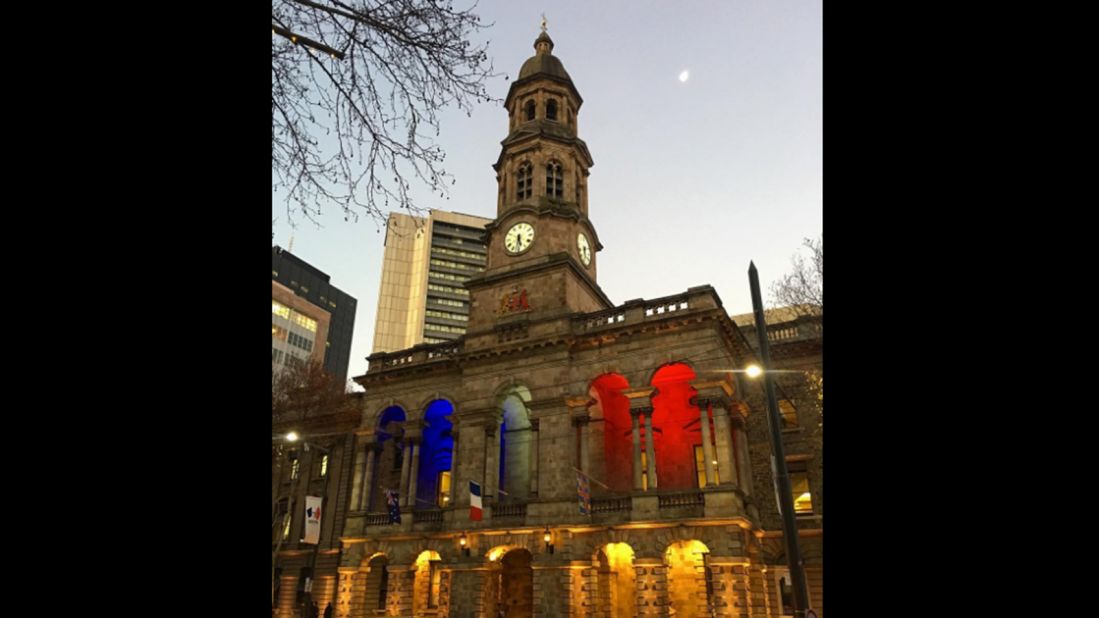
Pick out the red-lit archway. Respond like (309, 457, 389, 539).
(590, 373, 632, 492)
(650, 363, 702, 490)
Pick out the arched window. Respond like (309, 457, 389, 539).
(545, 161, 563, 198)
(546, 99, 558, 121)
(499, 393, 532, 500)
(416, 399, 454, 508)
(516, 162, 532, 200)
(525, 100, 535, 121)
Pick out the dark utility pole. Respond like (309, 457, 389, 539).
(301, 442, 334, 617)
(749, 261, 810, 618)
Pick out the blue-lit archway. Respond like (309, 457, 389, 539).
(370, 405, 406, 511)
(415, 399, 454, 508)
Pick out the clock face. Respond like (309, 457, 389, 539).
(504, 222, 535, 254)
(577, 233, 591, 266)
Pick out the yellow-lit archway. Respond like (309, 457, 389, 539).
(412, 550, 443, 614)
(665, 540, 712, 618)
(595, 542, 636, 618)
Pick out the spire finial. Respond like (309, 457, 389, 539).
(540, 13, 548, 33)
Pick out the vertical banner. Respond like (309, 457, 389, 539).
(304, 495, 322, 544)
(577, 470, 591, 515)
(469, 481, 483, 521)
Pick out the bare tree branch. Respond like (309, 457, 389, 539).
(770, 234, 823, 321)
(272, 0, 500, 226)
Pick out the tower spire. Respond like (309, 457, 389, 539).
(540, 13, 547, 33)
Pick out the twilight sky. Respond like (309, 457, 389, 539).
(272, 0, 822, 387)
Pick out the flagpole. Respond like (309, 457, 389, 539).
(572, 467, 610, 489)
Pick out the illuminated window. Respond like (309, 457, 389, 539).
(641, 451, 649, 491)
(779, 399, 799, 428)
(694, 446, 706, 488)
(425, 309, 469, 322)
(291, 459, 300, 480)
(787, 460, 813, 515)
(272, 300, 290, 319)
(694, 445, 720, 487)
(436, 471, 452, 507)
(319, 454, 328, 477)
(272, 324, 288, 341)
(281, 512, 292, 540)
(424, 323, 465, 334)
(546, 161, 563, 197)
(292, 313, 318, 332)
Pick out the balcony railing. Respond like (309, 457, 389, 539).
(492, 502, 527, 518)
(591, 496, 632, 513)
(413, 509, 443, 523)
(658, 490, 705, 509)
(364, 512, 391, 526)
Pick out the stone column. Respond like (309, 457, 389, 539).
(449, 428, 461, 505)
(711, 403, 737, 489)
(357, 442, 377, 511)
(698, 400, 716, 486)
(630, 409, 644, 491)
(407, 439, 421, 509)
(448, 567, 489, 616)
(484, 422, 499, 502)
(643, 409, 658, 490)
(391, 565, 414, 616)
(529, 418, 540, 496)
(733, 415, 753, 496)
(634, 557, 669, 617)
(398, 441, 412, 507)
(575, 415, 591, 474)
(346, 567, 368, 618)
(706, 557, 750, 618)
(532, 563, 577, 617)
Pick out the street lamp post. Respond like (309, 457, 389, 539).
(284, 432, 334, 618)
(748, 261, 811, 618)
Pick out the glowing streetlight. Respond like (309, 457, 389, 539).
(745, 364, 762, 379)
(286, 431, 300, 442)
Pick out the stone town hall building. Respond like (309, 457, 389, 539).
(274, 29, 823, 618)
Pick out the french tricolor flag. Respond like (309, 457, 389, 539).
(469, 481, 483, 521)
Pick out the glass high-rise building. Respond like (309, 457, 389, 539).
(371, 209, 491, 353)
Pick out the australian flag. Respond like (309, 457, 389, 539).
(386, 489, 401, 524)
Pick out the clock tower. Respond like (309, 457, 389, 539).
(464, 29, 612, 348)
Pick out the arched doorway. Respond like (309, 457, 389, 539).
(488, 547, 533, 617)
(595, 543, 636, 618)
(664, 540, 713, 618)
(363, 554, 390, 615)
